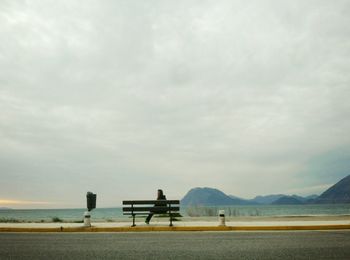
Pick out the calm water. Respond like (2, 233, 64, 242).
(1, 204, 350, 222)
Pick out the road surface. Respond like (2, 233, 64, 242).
(1, 231, 350, 259)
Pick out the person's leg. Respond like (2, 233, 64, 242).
(145, 213, 153, 224)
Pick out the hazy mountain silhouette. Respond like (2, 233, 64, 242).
(0, 207, 12, 210)
(313, 175, 350, 203)
(271, 196, 304, 205)
(181, 187, 257, 206)
(250, 194, 285, 204)
(181, 175, 350, 206)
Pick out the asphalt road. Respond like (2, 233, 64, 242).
(1, 231, 350, 259)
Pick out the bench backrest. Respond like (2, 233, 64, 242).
(122, 200, 180, 213)
(123, 200, 180, 205)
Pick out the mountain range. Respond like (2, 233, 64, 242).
(181, 175, 350, 206)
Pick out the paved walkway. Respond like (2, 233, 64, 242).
(0, 220, 349, 228)
(0, 218, 350, 232)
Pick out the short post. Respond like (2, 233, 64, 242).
(84, 211, 91, 227)
(218, 210, 225, 226)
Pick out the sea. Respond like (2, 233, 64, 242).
(1, 204, 350, 222)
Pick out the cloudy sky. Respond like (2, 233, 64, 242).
(1, 0, 349, 208)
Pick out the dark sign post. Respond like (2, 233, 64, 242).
(84, 192, 97, 227)
(87, 192, 97, 211)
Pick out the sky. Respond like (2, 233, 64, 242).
(1, 0, 350, 209)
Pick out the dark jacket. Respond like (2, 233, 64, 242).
(153, 194, 167, 213)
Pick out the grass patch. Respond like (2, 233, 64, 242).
(158, 212, 182, 221)
(186, 206, 262, 217)
(0, 218, 22, 223)
(51, 217, 63, 222)
(186, 206, 217, 217)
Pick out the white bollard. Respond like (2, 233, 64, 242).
(84, 211, 91, 227)
(218, 210, 225, 226)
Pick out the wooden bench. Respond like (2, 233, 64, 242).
(122, 200, 180, 227)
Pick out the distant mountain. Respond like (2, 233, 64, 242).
(271, 194, 318, 205)
(313, 175, 350, 204)
(305, 194, 319, 200)
(0, 207, 12, 210)
(251, 194, 285, 204)
(181, 187, 256, 206)
(271, 196, 305, 205)
(181, 187, 321, 206)
(228, 195, 245, 200)
(181, 176, 349, 206)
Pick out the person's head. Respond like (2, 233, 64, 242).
(157, 189, 163, 199)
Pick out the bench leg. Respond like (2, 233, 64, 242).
(132, 214, 136, 227)
(169, 204, 173, 227)
(169, 213, 173, 227)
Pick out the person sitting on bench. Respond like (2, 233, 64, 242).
(145, 189, 167, 224)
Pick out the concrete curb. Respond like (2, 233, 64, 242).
(1, 225, 350, 232)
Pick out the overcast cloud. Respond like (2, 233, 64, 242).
(1, 0, 350, 208)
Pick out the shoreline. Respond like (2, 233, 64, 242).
(1, 215, 350, 224)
